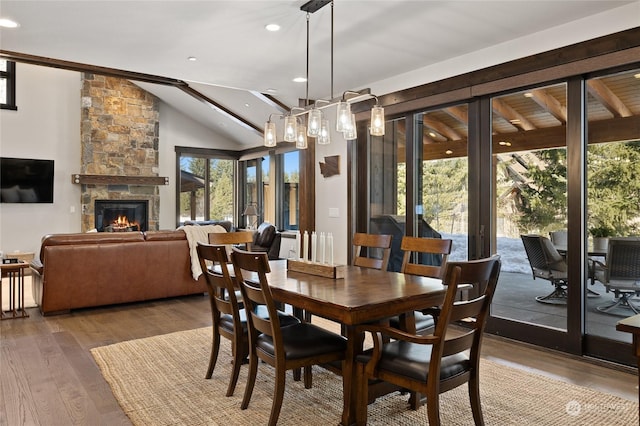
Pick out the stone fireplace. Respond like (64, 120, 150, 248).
(79, 74, 161, 232)
(95, 199, 148, 232)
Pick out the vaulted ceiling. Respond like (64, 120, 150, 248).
(1, 1, 638, 150)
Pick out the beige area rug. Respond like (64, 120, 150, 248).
(1, 275, 36, 311)
(91, 326, 638, 426)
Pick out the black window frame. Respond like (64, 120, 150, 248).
(0, 60, 17, 111)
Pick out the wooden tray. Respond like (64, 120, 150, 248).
(286, 259, 345, 279)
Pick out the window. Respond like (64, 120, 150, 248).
(239, 149, 299, 231)
(178, 151, 235, 224)
(0, 60, 17, 110)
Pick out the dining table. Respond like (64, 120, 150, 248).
(264, 259, 447, 426)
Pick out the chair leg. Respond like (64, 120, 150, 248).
(269, 367, 287, 426)
(469, 373, 485, 426)
(226, 338, 243, 397)
(206, 330, 220, 379)
(597, 293, 640, 315)
(426, 392, 441, 426)
(241, 353, 259, 410)
(303, 365, 312, 389)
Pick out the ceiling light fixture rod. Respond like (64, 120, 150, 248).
(264, 0, 384, 147)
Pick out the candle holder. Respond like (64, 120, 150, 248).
(286, 259, 345, 279)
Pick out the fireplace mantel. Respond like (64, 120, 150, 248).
(72, 174, 168, 186)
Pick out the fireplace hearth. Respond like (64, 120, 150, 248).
(95, 200, 149, 232)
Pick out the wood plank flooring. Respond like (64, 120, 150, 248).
(1, 294, 637, 425)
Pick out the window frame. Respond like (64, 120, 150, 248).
(0, 60, 17, 111)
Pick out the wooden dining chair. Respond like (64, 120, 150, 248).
(352, 232, 393, 271)
(231, 248, 347, 426)
(355, 255, 501, 426)
(208, 230, 254, 251)
(390, 236, 453, 334)
(195, 243, 298, 397)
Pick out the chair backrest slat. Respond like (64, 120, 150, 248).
(400, 236, 452, 279)
(231, 249, 282, 340)
(353, 233, 393, 271)
(432, 256, 501, 370)
(196, 242, 242, 326)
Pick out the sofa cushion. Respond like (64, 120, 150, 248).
(255, 223, 276, 247)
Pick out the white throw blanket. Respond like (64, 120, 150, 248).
(179, 225, 227, 280)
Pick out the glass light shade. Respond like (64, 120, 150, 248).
(283, 115, 297, 142)
(296, 125, 308, 149)
(264, 121, 277, 147)
(336, 101, 351, 132)
(307, 108, 323, 137)
(317, 119, 331, 145)
(370, 105, 385, 136)
(343, 113, 357, 140)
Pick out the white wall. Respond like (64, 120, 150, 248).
(157, 102, 238, 230)
(0, 63, 239, 256)
(367, 2, 640, 97)
(314, 105, 349, 265)
(0, 63, 81, 257)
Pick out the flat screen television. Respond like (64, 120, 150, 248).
(0, 157, 55, 203)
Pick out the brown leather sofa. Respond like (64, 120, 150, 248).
(30, 230, 207, 315)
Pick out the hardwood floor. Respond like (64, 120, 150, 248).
(1, 294, 637, 425)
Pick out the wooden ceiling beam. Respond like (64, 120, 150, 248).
(397, 115, 640, 161)
(492, 98, 536, 131)
(421, 115, 463, 141)
(587, 79, 633, 118)
(528, 89, 567, 124)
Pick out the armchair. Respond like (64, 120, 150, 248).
(594, 237, 640, 315)
(521, 234, 568, 304)
(250, 222, 281, 260)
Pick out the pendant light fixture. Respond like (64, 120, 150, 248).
(262, 0, 385, 148)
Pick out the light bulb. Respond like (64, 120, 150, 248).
(343, 113, 357, 140)
(318, 119, 331, 145)
(370, 105, 385, 136)
(283, 115, 297, 142)
(336, 101, 351, 132)
(264, 121, 277, 147)
(307, 109, 323, 137)
(296, 125, 308, 149)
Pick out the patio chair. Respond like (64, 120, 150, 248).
(594, 237, 640, 316)
(521, 234, 568, 304)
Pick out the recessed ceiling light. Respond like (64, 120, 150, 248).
(523, 92, 533, 98)
(428, 131, 437, 138)
(0, 18, 19, 28)
(266, 88, 277, 93)
(445, 149, 453, 155)
(634, 73, 640, 79)
(244, 103, 250, 108)
(293, 77, 307, 83)
(187, 56, 197, 61)
(265, 24, 280, 32)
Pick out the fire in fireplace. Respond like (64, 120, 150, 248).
(95, 200, 149, 232)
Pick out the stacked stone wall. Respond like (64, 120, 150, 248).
(80, 75, 160, 232)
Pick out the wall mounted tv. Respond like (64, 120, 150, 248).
(0, 157, 55, 203)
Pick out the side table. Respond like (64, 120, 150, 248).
(616, 314, 640, 405)
(1, 260, 31, 319)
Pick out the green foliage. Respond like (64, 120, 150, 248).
(514, 148, 567, 233)
(512, 141, 640, 236)
(421, 158, 468, 233)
